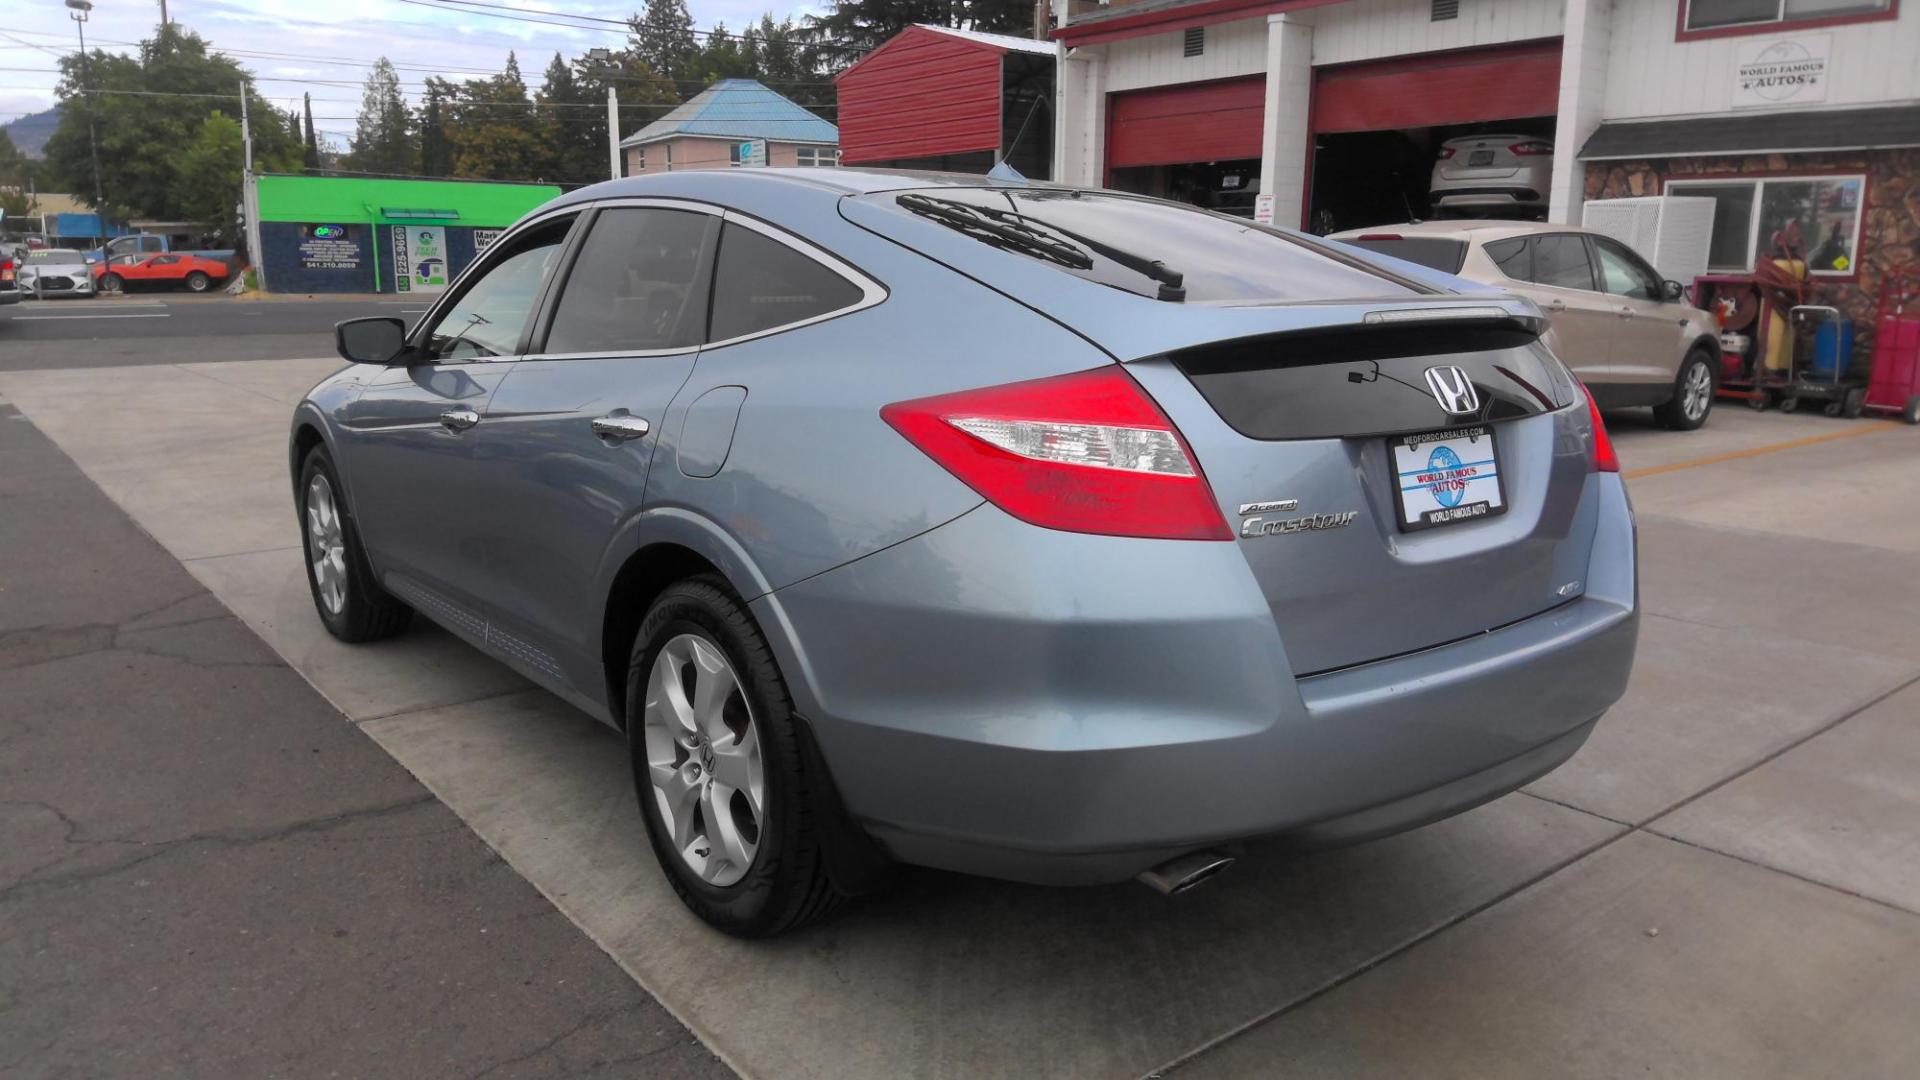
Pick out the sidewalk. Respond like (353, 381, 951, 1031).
(0, 404, 730, 1079)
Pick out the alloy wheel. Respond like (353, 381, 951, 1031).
(1682, 361, 1712, 422)
(305, 473, 348, 616)
(643, 633, 764, 887)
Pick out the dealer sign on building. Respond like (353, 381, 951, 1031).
(1733, 34, 1831, 109)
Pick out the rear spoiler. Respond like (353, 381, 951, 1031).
(1108, 295, 1553, 363)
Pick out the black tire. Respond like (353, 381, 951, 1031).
(1653, 349, 1717, 430)
(1779, 395, 1799, 414)
(1904, 397, 1920, 425)
(184, 270, 211, 292)
(296, 445, 412, 642)
(99, 273, 122, 294)
(1842, 387, 1867, 420)
(1745, 391, 1768, 411)
(627, 575, 845, 937)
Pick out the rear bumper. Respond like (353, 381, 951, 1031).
(755, 475, 1637, 886)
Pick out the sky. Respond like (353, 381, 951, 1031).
(1, 0, 823, 150)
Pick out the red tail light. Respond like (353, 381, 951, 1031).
(881, 367, 1232, 541)
(1437, 147, 1456, 160)
(1583, 384, 1619, 473)
(1509, 140, 1553, 156)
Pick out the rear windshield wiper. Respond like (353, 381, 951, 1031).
(896, 193, 1093, 272)
(897, 193, 1188, 302)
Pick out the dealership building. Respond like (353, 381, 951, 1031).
(1046, 0, 1919, 332)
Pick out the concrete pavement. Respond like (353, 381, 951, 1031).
(1, 352, 1915, 1077)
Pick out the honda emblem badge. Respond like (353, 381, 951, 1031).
(1424, 365, 1481, 417)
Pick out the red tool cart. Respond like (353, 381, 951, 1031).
(1864, 266, 1920, 424)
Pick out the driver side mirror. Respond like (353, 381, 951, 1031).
(1662, 279, 1686, 303)
(336, 316, 408, 365)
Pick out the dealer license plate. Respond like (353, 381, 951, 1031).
(1391, 426, 1506, 531)
(1468, 149, 1495, 166)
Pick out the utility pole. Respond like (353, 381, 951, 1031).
(238, 82, 265, 292)
(607, 86, 621, 180)
(159, 0, 169, 24)
(65, 1, 106, 229)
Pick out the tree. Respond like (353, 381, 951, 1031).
(804, 0, 1034, 67)
(417, 78, 455, 178)
(0, 130, 34, 224)
(176, 111, 245, 236)
(345, 58, 414, 175)
(445, 53, 544, 181)
(302, 93, 320, 171)
(631, 0, 698, 81)
(42, 21, 300, 221)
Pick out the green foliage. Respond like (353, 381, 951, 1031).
(42, 22, 301, 221)
(175, 111, 244, 231)
(805, 0, 1036, 66)
(630, 0, 699, 82)
(1, 130, 35, 224)
(345, 58, 414, 176)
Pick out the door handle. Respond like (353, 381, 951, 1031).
(1545, 299, 1567, 312)
(1617, 307, 1635, 319)
(438, 407, 480, 432)
(591, 413, 651, 443)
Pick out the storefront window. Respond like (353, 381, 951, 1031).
(1666, 175, 1863, 276)
(1684, 0, 1890, 31)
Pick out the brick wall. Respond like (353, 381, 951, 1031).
(1586, 148, 1920, 364)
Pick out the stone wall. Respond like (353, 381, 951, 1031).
(1585, 148, 1920, 367)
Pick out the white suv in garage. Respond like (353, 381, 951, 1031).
(1334, 221, 1722, 430)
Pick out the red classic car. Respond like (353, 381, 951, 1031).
(94, 252, 231, 293)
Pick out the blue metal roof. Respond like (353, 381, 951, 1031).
(618, 78, 839, 148)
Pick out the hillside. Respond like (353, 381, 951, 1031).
(3, 107, 61, 158)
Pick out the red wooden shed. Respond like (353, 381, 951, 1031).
(835, 24, 1056, 176)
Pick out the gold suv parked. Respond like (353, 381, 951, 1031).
(1334, 221, 1721, 430)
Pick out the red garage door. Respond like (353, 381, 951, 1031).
(1312, 40, 1562, 134)
(1107, 76, 1264, 170)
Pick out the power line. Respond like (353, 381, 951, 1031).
(393, 0, 872, 55)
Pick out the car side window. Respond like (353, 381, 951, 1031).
(1531, 235, 1596, 291)
(708, 221, 865, 342)
(1593, 237, 1661, 301)
(1484, 237, 1529, 281)
(421, 217, 573, 362)
(544, 208, 714, 354)
(153, 255, 179, 266)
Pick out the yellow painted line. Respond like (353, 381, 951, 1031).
(1624, 421, 1900, 480)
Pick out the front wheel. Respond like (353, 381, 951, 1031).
(1904, 397, 1920, 425)
(297, 446, 412, 642)
(99, 273, 123, 294)
(628, 576, 846, 937)
(184, 270, 211, 292)
(1654, 350, 1716, 430)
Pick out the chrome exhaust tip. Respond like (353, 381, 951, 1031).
(1137, 851, 1235, 896)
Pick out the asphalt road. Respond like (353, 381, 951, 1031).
(0, 355, 728, 1073)
(0, 294, 416, 370)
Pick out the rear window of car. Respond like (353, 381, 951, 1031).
(1338, 236, 1468, 274)
(708, 222, 866, 342)
(874, 188, 1419, 304)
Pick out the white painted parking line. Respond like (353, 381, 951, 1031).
(13, 313, 172, 320)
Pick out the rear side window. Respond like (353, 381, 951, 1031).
(1531, 235, 1596, 291)
(879, 188, 1419, 303)
(1484, 237, 1529, 280)
(708, 222, 865, 342)
(546, 208, 713, 354)
(1341, 237, 1467, 274)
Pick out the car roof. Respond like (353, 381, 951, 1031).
(549, 167, 1074, 210)
(1328, 220, 1598, 244)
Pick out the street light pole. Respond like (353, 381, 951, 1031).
(66, 0, 106, 228)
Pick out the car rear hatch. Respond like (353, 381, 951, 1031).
(844, 186, 1599, 675)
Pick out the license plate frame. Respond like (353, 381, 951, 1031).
(1467, 149, 1496, 166)
(1391, 425, 1507, 532)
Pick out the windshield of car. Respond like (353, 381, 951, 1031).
(877, 188, 1421, 304)
(1336, 236, 1469, 274)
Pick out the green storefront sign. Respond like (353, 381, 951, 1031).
(254, 175, 562, 293)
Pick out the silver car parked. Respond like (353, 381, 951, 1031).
(295, 170, 1638, 936)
